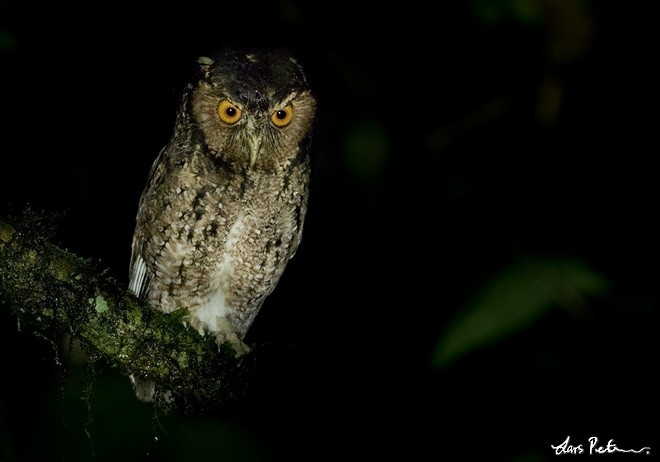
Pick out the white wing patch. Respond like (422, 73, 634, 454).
(128, 253, 148, 298)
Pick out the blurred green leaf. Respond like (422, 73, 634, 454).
(343, 119, 389, 182)
(431, 257, 607, 368)
(0, 28, 16, 51)
(471, 0, 543, 26)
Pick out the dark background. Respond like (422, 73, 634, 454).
(1, 1, 658, 461)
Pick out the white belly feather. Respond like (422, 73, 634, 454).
(192, 214, 245, 333)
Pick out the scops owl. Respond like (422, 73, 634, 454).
(127, 49, 316, 402)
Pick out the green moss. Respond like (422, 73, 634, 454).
(1, 211, 254, 414)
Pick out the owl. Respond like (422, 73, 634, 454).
(127, 49, 316, 402)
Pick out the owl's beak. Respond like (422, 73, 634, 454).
(248, 134, 263, 168)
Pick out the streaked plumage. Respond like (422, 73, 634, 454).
(128, 49, 315, 402)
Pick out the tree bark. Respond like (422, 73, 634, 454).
(0, 211, 253, 414)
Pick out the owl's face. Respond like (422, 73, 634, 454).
(188, 50, 316, 172)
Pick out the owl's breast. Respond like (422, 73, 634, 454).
(138, 163, 307, 338)
(203, 189, 305, 336)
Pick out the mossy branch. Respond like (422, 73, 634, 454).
(0, 211, 255, 414)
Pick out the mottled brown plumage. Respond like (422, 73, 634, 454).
(128, 49, 315, 402)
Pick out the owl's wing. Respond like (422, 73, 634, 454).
(128, 146, 169, 299)
(128, 253, 148, 298)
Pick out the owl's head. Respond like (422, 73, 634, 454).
(185, 49, 316, 172)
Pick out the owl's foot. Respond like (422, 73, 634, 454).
(182, 314, 209, 337)
(215, 330, 251, 357)
(182, 315, 250, 357)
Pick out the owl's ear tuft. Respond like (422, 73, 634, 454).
(197, 56, 215, 70)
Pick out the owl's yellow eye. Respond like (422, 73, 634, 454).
(271, 105, 293, 127)
(217, 100, 242, 125)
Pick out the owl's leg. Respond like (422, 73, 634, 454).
(182, 315, 250, 357)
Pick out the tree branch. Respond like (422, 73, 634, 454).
(0, 211, 255, 414)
